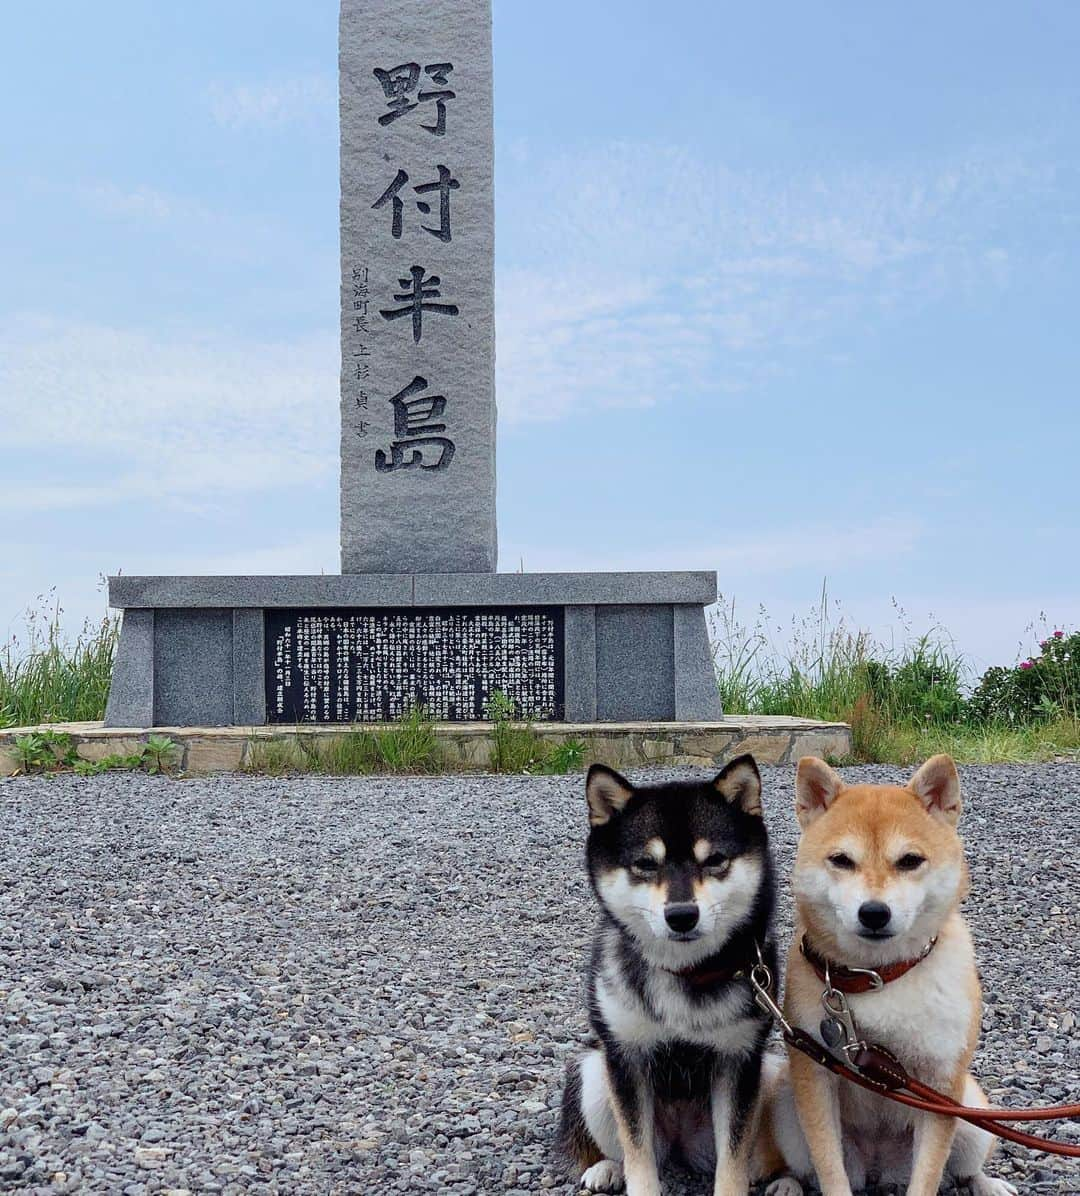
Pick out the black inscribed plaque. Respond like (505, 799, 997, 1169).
(265, 607, 565, 723)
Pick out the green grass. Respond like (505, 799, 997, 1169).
(318, 728, 382, 775)
(712, 586, 1080, 764)
(244, 706, 587, 777)
(245, 708, 447, 776)
(9, 730, 79, 771)
(0, 596, 118, 728)
(243, 736, 315, 777)
(490, 720, 545, 773)
(8, 729, 181, 777)
(372, 706, 444, 772)
(541, 737, 586, 775)
(486, 691, 587, 774)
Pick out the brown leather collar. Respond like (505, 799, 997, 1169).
(801, 934, 937, 994)
(661, 954, 753, 990)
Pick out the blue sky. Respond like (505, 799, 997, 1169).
(2, 1, 1078, 675)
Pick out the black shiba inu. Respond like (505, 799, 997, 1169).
(559, 756, 785, 1195)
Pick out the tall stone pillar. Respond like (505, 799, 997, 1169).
(339, 0, 497, 574)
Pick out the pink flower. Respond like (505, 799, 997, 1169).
(1054, 630, 1065, 639)
(1040, 640, 1048, 648)
(1019, 660, 1033, 670)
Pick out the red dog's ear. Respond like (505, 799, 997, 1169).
(907, 754, 962, 826)
(586, 764, 634, 827)
(795, 756, 844, 828)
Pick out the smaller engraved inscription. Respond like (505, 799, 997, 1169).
(266, 607, 564, 723)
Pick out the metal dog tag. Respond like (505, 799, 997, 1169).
(820, 1016, 846, 1049)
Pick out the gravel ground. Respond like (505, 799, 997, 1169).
(0, 764, 1077, 1195)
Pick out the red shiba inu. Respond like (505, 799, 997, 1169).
(769, 755, 1016, 1196)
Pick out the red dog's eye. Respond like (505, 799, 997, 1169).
(896, 853, 926, 871)
(827, 852, 856, 870)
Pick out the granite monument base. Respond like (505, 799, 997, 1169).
(104, 573, 721, 727)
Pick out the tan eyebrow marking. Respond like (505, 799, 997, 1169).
(693, 838, 712, 863)
(644, 837, 666, 863)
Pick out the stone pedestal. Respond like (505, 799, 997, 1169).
(103, 573, 720, 727)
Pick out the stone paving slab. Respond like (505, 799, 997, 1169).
(0, 718, 852, 776)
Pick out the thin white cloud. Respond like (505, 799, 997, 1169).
(206, 76, 336, 130)
(72, 177, 335, 283)
(113, 534, 342, 580)
(501, 518, 921, 577)
(0, 316, 338, 511)
(496, 140, 1058, 424)
(6, 138, 1062, 520)
(79, 181, 193, 223)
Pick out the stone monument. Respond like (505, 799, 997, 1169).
(103, 0, 721, 728)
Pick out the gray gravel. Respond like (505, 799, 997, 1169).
(0, 764, 1077, 1194)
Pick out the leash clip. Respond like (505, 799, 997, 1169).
(747, 943, 792, 1035)
(821, 961, 867, 1060)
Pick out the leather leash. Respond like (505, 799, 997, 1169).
(744, 950, 1080, 1159)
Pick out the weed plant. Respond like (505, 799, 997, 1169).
(9, 731, 180, 776)
(1, 595, 118, 728)
(486, 691, 586, 774)
(711, 585, 1078, 763)
(245, 707, 445, 776)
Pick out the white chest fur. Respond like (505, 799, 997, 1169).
(595, 959, 762, 1058)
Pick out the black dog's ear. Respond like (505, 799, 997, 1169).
(713, 754, 763, 817)
(586, 764, 634, 826)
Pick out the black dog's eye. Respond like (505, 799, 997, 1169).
(702, 853, 728, 870)
(895, 853, 926, 871)
(632, 857, 660, 874)
(828, 852, 856, 870)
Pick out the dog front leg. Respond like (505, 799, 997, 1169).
(711, 1053, 761, 1196)
(604, 1049, 660, 1196)
(787, 1048, 852, 1196)
(907, 1108, 957, 1196)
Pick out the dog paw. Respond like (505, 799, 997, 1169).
(581, 1158, 624, 1192)
(966, 1177, 1018, 1196)
(764, 1178, 803, 1196)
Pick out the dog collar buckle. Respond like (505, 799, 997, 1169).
(842, 964, 885, 991)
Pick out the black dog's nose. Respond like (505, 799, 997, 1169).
(858, 901, 892, 931)
(664, 902, 700, 933)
